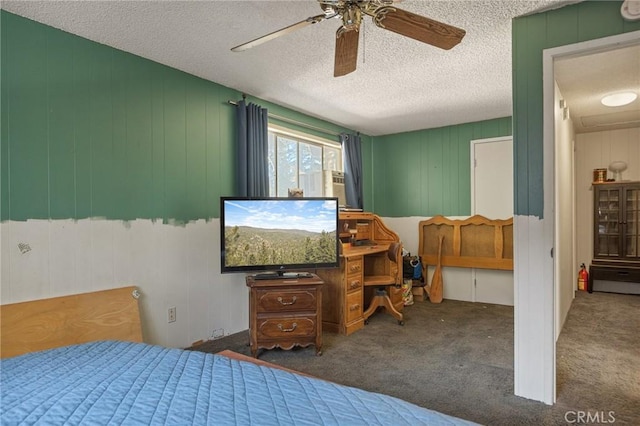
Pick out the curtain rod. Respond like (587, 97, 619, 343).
(227, 100, 341, 138)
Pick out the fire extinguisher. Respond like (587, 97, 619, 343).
(577, 263, 588, 291)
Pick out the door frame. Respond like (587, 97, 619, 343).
(542, 30, 640, 404)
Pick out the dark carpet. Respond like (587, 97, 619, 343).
(190, 291, 640, 425)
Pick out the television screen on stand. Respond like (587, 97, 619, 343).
(220, 197, 339, 278)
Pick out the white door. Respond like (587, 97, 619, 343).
(471, 137, 514, 305)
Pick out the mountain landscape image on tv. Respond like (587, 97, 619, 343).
(221, 198, 339, 273)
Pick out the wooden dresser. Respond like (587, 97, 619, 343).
(246, 274, 323, 358)
(316, 212, 402, 335)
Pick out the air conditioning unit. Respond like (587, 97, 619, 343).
(323, 170, 347, 207)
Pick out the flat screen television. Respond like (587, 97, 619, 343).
(220, 197, 340, 277)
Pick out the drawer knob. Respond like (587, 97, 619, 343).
(349, 280, 361, 289)
(277, 323, 297, 332)
(349, 304, 360, 312)
(277, 296, 297, 305)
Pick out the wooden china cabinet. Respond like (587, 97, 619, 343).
(589, 181, 640, 294)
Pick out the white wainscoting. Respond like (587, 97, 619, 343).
(0, 218, 248, 349)
(513, 214, 555, 405)
(2, 215, 519, 349)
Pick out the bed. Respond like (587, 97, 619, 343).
(1, 287, 478, 425)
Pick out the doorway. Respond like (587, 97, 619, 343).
(543, 30, 640, 402)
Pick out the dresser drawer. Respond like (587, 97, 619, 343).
(257, 316, 316, 339)
(345, 258, 363, 275)
(256, 289, 318, 313)
(345, 290, 363, 323)
(345, 274, 362, 292)
(590, 265, 640, 283)
(345, 258, 363, 293)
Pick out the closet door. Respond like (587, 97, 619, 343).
(471, 137, 514, 306)
(472, 137, 513, 218)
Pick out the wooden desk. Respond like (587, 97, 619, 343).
(316, 212, 402, 335)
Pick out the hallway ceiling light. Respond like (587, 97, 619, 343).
(601, 91, 638, 107)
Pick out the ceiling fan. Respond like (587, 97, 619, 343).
(231, 0, 466, 77)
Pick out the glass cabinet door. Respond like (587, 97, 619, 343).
(595, 187, 620, 257)
(624, 188, 640, 259)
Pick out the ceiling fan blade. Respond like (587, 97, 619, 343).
(334, 27, 359, 77)
(374, 7, 465, 50)
(231, 13, 331, 52)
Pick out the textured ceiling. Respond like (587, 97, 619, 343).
(555, 44, 640, 133)
(3, 0, 637, 136)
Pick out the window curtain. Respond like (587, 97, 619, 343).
(340, 132, 363, 209)
(235, 100, 269, 197)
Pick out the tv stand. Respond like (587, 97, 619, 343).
(246, 273, 324, 358)
(252, 271, 314, 280)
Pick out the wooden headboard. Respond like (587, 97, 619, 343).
(418, 215, 513, 270)
(1, 286, 143, 359)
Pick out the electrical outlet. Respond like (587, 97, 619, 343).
(168, 307, 176, 323)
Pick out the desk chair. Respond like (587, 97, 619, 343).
(362, 241, 405, 326)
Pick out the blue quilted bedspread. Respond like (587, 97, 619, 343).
(1, 341, 478, 425)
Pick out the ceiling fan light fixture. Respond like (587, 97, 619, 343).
(601, 91, 638, 107)
(232, 0, 465, 76)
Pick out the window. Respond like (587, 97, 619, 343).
(268, 126, 342, 197)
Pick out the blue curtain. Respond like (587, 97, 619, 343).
(236, 100, 269, 197)
(340, 132, 363, 209)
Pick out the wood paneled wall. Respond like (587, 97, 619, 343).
(369, 118, 512, 217)
(512, 1, 640, 218)
(0, 11, 354, 223)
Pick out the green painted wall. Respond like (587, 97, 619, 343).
(0, 11, 358, 222)
(512, 0, 640, 218)
(369, 117, 512, 217)
(9, 1, 629, 223)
